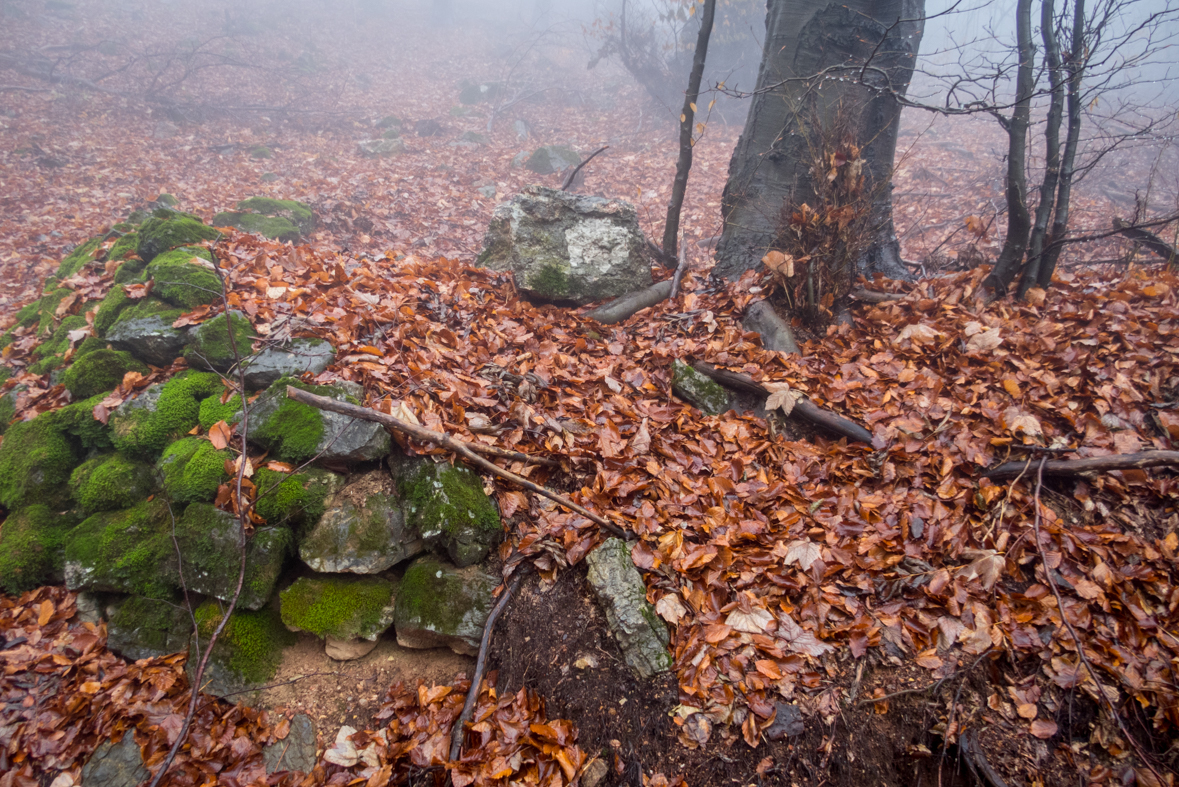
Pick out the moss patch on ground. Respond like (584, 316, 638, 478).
(184, 312, 255, 371)
(146, 248, 221, 309)
(110, 370, 222, 460)
(157, 437, 230, 503)
(279, 575, 395, 640)
(0, 505, 77, 593)
(70, 453, 157, 515)
(212, 212, 301, 242)
(62, 349, 150, 399)
(62, 499, 177, 598)
(194, 601, 293, 684)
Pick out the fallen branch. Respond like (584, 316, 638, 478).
(981, 450, 1179, 479)
(743, 300, 800, 355)
(448, 568, 528, 764)
(285, 387, 628, 538)
(669, 244, 688, 300)
(690, 361, 873, 444)
(849, 288, 907, 303)
(583, 280, 673, 325)
(1112, 217, 1178, 262)
(561, 146, 608, 191)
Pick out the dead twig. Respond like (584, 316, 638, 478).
(849, 287, 907, 303)
(561, 146, 608, 191)
(982, 450, 1179, 479)
(285, 387, 628, 539)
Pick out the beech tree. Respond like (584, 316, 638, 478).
(714, 0, 924, 282)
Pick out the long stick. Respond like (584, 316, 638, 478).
(561, 146, 608, 191)
(448, 569, 527, 763)
(285, 387, 628, 538)
(981, 450, 1179, 479)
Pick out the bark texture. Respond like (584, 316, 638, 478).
(714, 0, 924, 281)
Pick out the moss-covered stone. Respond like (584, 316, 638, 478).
(671, 359, 731, 416)
(0, 384, 22, 435)
(248, 145, 273, 159)
(183, 312, 254, 372)
(392, 556, 496, 655)
(109, 371, 222, 460)
(253, 467, 342, 532)
(175, 503, 292, 609)
(27, 355, 66, 376)
(211, 212, 301, 242)
(56, 393, 115, 452)
(36, 288, 73, 337)
(250, 377, 389, 464)
(299, 469, 419, 573)
(113, 257, 148, 285)
(146, 248, 221, 309)
(197, 391, 243, 429)
(155, 193, 179, 207)
(394, 458, 501, 567)
(106, 595, 191, 661)
(62, 349, 150, 399)
(279, 575, 395, 640)
(234, 197, 315, 234)
(107, 233, 139, 264)
(0, 505, 77, 593)
(32, 315, 88, 361)
(157, 437, 230, 504)
(0, 413, 80, 509)
(70, 453, 157, 515)
(136, 215, 220, 263)
(93, 286, 132, 336)
(55, 236, 103, 280)
(191, 601, 292, 694)
(62, 499, 178, 598)
(524, 261, 570, 300)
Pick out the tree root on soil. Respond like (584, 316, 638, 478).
(982, 450, 1179, 479)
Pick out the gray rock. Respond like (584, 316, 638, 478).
(476, 184, 497, 200)
(584, 538, 671, 679)
(300, 469, 422, 573)
(325, 636, 378, 660)
(251, 379, 392, 464)
(175, 504, 292, 610)
(357, 138, 405, 157)
(81, 734, 148, 787)
(524, 145, 582, 175)
(241, 338, 335, 390)
(766, 702, 805, 740)
(107, 596, 191, 661)
(513, 119, 530, 141)
(510, 151, 530, 168)
(390, 455, 501, 568)
(75, 591, 106, 625)
(106, 314, 192, 367)
(475, 185, 654, 305)
(264, 714, 317, 774)
(671, 360, 730, 415)
(414, 119, 443, 137)
(393, 556, 497, 656)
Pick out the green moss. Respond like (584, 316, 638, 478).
(0, 414, 80, 509)
(395, 557, 494, 635)
(36, 288, 72, 337)
(0, 388, 18, 435)
(62, 499, 177, 598)
(381, 128, 401, 140)
(12, 300, 42, 330)
(113, 258, 148, 285)
(527, 261, 570, 299)
(252, 400, 323, 463)
(94, 286, 131, 336)
(0, 505, 77, 593)
(211, 212, 300, 241)
(62, 349, 150, 399)
(108, 296, 184, 334)
(194, 601, 292, 684)
(250, 467, 333, 531)
(108, 233, 139, 264)
(136, 216, 220, 263)
(156, 193, 179, 207)
(157, 437, 230, 504)
(279, 576, 394, 640)
(56, 236, 103, 280)
(184, 312, 254, 372)
(236, 197, 313, 227)
(399, 461, 500, 542)
(146, 248, 222, 309)
(57, 393, 115, 452)
(248, 146, 273, 159)
(28, 356, 66, 376)
(109, 370, 222, 460)
(197, 391, 243, 429)
(671, 359, 730, 416)
(32, 315, 87, 360)
(70, 453, 156, 515)
(107, 595, 190, 657)
(175, 503, 291, 607)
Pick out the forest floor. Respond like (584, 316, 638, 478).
(2, 2, 1178, 787)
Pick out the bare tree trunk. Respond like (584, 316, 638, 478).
(1017, 0, 1064, 298)
(985, 0, 1036, 295)
(1037, 0, 1086, 288)
(713, 0, 923, 281)
(663, 0, 717, 260)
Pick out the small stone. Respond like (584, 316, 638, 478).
(581, 757, 609, 787)
(263, 714, 317, 774)
(414, 119, 443, 137)
(766, 702, 805, 740)
(477, 184, 497, 200)
(357, 138, 405, 157)
(524, 145, 582, 175)
(80, 734, 148, 787)
(325, 636, 379, 661)
(585, 538, 671, 679)
(573, 653, 599, 670)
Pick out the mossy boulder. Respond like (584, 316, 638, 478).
(253, 467, 343, 532)
(137, 215, 220, 263)
(250, 377, 391, 464)
(69, 453, 157, 515)
(212, 212, 301, 242)
(279, 575, 396, 641)
(113, 257, 148, 285)
(0, 384, 23, 436)
(392, 556, 497, 656)
(56, 393, 115, 452)
(55, 236, 103, 280)
(107, 595, 192, 661)
(62, 499, 179, 598)
(391, 456, 501, 567)
(107, 232, 139, 265)
(0, 412, 81, 510)
(299, 469, 422, 573)
(0, 505, 78, 593)
(220, 197, 315, 235)
(35, 288, 75, 337)
(175, 503, 293, 610)
(671, 359, 730, 416)
(62, 349, 150, 399)
(109, 371, 222, 460)
(197, 391, 243, 429)
(146, 247, 221, 309)
(106, 297, 192, 366)
(157, 437, 230, 504)
(524, 145, 581, 175)
(190, 601, 293, 700)
(239, 337, 335, 390)
(183, 312, 255, 372)
(93, 286, 132, 337)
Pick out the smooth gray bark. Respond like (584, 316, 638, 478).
(714, 0, 924, 281)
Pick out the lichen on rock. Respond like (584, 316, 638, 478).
(671, 359, 731, 416)
(279, 575, 396, 641)
(584, 537, 672, 679)
(250, 377, 389, 464)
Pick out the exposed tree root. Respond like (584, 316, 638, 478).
(981, 450, 1179, 479)
(583, 280, 673, 324)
